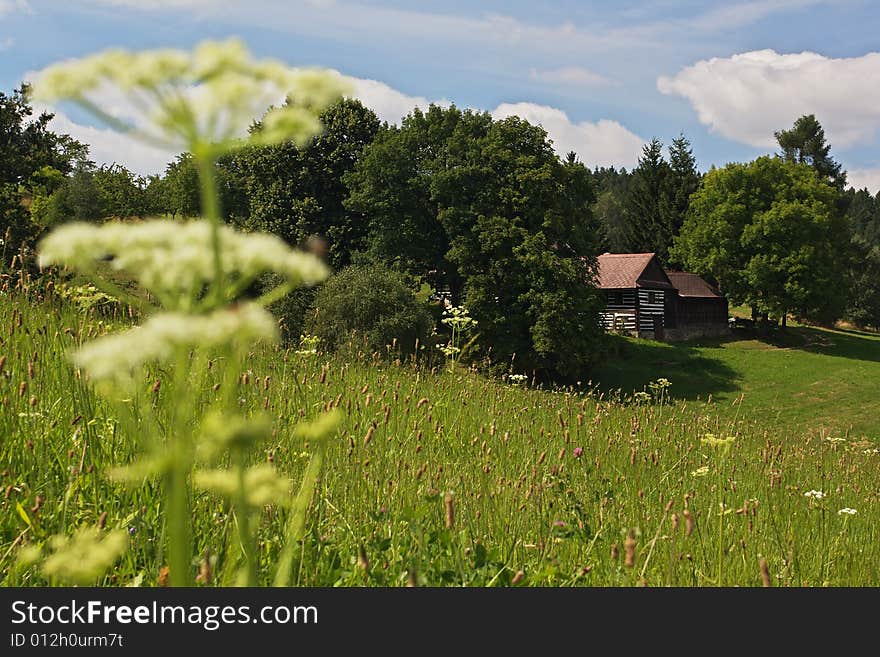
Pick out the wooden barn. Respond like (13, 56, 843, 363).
(665, 271, 729, 339)
(596, 253, 675, 338)
(596, 253, 728, 340)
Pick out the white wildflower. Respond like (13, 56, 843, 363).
(41, 528, 128, 585)
(691, 465, 710, 477)
(194, 463, 292, 506)
(441, 305, 477, 330)
(701, 434, 736, 451)
(508, 373, 529, 384)
(804, 489, 826, 500)
(33, 38, 350, 153)
(72, 304, 278, 383)
(39, 220, 329, 308)
(838, 508, 857, 516)
(293, 409, 341, 442)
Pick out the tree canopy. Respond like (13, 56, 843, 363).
(775, 114, 847, 191)
(672, 156, 851, 324)
(346, 104, 605, 378)
(1, 84, 87, 257)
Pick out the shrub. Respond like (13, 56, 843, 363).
(262, 272, 319, 344)
(306, 263, 433, 356)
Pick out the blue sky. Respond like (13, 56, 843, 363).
(1, 0, 878, 191)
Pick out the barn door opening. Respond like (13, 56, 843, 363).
(652, 314, 664, 340)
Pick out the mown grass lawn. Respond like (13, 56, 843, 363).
(592, 325, 880, 439)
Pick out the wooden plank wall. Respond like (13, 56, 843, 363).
(637, 289, 665, 332)
(600, 290, 637, 331)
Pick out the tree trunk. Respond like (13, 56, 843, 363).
(782, 312, 787, 328)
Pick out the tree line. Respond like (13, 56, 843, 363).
(3, 82, 880, 378)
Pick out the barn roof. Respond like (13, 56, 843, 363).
(666, 271, 722, 298)
(596, 253, 674, 289)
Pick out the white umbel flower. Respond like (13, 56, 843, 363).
(838, 508, 857, 515)
(804, 489, 826, 500)
(39, 220, 329, 308)
(194, 464, 292, 507)
(72, 303, 278, 383)
(32, 38, 350, 153)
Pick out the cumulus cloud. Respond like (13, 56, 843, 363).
(36, 103, 175, 176)
(657, 49, 880, 149)
(847, 169, 880, 194)
(528, 66, 610, 88)
(28, 61, 641, 175)
(491, 103, 644, 168)
(347, 77, 448, 125)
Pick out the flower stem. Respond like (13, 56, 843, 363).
(166, 457, 192, 587)
(274, 439, 326, 587)
(234, 456, 257, 586)
(196, 153, 224, 307)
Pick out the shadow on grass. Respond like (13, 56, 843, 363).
(590, 335, 740, 401)
(790, 326, 880, 363)
(730, 325, 880, 363)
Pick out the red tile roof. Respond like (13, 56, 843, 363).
(666, 271, 722, 298)
(596, 253, 658, 289)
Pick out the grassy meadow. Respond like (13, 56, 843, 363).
(2, 290, 880, 587)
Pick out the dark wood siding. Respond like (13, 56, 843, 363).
(600, 289, 637, 331)
(637, 288, 665, 332)
(673, 296, 729, 327)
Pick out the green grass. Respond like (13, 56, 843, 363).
(593, 326, 880, 438)
(2, 292, 880, 587)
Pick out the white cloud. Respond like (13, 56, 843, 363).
(28, 61, 641, 174)
(0, 36, 13, 50)
(529, 66, 610, 88)
(847, 169, 880, 194)
(685, 0, 834, 33)
(491, 103, 644, 169)
(347, 77, 448, 125)
(36, 103, 175, 176)
(78, 0, 842, 59)
(0, 0, 30, 17)
(658, 49, 880, 149)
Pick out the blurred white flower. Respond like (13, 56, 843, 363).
(32, 38, 350, 154)
(39, 220, 329, 309)
(804, 489, 826, 500)
(73, 303, 278, 383)
(194, 463, 292, 507)
(41, 528, 128, 585)
(838, 508, 857, 515)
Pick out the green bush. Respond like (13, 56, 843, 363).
(263, 272, 319, 344)
(306, 263, 433, 356)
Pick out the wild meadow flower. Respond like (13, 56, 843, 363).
(804, 490, 826, 500)
(837, 508, 857, 516)
(508, 373, 529, 385)
(39, 528, 128, 585)
(194, 464, 292, 507)
(295, 333, 321, 355)
(39, 220, 329, 311)
(72, 304, 278, 385)
(32, 37, 344, 589)
(701, 434, 735, 452)
(33, 38, 350, 156)
(691, 465, 710, 477)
